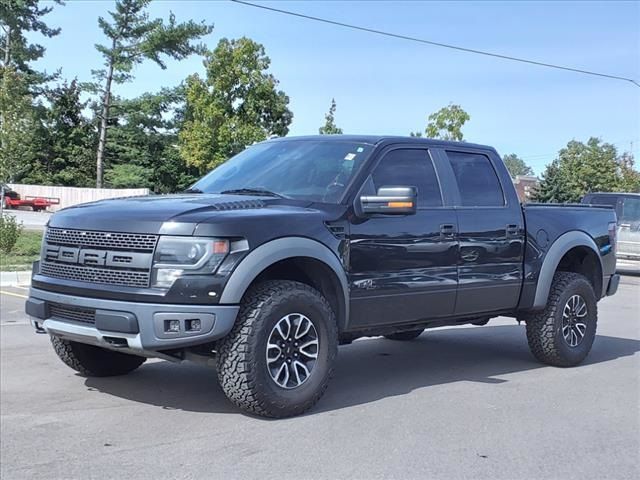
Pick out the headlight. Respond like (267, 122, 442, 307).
(151, 236, 229, 288)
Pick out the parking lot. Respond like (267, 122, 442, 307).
(1, 276, 638, 480)
(1, 208, 51, 231)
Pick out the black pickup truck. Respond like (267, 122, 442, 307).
(26, 136, 620, 417)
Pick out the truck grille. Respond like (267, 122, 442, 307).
(46, 228, 157, 251)
(40, 228, 157, 288)
(49, 303, 96, 325)
(40, 262, 151, 288)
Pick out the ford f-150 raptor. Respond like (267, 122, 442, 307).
(26, 136, 620, 417)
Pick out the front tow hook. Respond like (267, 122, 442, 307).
(31, 320, 47, 334)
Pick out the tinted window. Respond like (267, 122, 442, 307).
(583, 194, 618, 207)
(621, 197, 640, 223)
(191, 140, 373, 203)
(447, 151, 504, 207)
(372, 149, 442, 207)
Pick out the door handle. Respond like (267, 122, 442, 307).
(506, 224, 519, 237)
(440, 224, 456, 239)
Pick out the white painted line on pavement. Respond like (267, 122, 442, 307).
(0, 290, 28, 299)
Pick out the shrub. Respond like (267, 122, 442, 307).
(0, 214, 23, 254)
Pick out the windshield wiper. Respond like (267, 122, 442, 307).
(183, 187, 204, 194)
(220, 188, 288, 199)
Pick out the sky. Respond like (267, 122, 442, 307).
(30, 0, 640, 175)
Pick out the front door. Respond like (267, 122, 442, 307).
(348, 147, 458, 329)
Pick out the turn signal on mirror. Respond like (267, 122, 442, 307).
(388, 201, 413, 208)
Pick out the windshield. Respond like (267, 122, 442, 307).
(190, 140, 374, 203)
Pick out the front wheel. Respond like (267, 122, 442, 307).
(216, 280, 338, 418)
(51, 337, 146, 376)
(525, 272, 598, 367)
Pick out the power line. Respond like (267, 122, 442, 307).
(230, 0, 640, 88)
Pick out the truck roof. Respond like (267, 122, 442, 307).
(266, 134, 496, 151)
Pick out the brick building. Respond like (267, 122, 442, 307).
(512, 175, 540, 202)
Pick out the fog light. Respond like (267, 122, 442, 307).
(164, 319, 180, 333)
(185, 319, 201, 332)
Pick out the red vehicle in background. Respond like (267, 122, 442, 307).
(1, 184, 60, 212)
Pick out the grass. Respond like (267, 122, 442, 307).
(0, 230, 43, 271)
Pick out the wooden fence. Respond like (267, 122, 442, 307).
(7, 184, 149, 212)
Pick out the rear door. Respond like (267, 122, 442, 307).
(442, 149, 525, 315)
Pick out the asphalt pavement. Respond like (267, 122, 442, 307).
(1, 277, 639, 480)
(1, 208, 51, 230)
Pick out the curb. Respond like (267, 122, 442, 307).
(0, 270, 32, 287)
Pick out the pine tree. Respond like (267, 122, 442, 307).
(319, 98, 343, 135)
(0, 0, 62, 86)
(89, 0, 213, 187)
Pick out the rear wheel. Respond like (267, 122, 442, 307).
(216, 280, 338, 418)
(384, 329, 424, 341)
(525, 272, 597, 367)
(51, 336, 146, 376)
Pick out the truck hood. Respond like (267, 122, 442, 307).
(48, 194, 319, 235)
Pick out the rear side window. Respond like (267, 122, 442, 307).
(621, 197, 640, 223)
(372, 149, 442, 207)
(584, 195, 618, 207)
(446, 151, 505, 207)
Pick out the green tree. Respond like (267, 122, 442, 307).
(179, 37, 293, 173)
(1, 1, 62, 185)
(43, 80, 95, 186)
(104, 163, 153, 188)
(104, 87, 198, 192)
(417, 103, 469, 141)
(0, 0, 62, 85)
(531, 158, 570, 203)
(534, 138, 639, 203)
(0, 67, 40, 182)
(90, 0, 213, 187)
(502, 153, 534, 178)
(319, 98, 342, 135)
(617, 152, 640, 193)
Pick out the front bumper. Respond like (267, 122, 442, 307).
(26, 287, 239, 357)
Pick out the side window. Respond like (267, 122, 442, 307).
(372, 149, 442, 207)
(587, 195, 618, 207)
(621, 197, 640, 224)
(447, 151, 505, 207)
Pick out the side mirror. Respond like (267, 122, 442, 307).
(360, 186, 417, 215)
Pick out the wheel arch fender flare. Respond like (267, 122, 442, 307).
(219, 237, 349, 324)
(533, 230, 603, 309)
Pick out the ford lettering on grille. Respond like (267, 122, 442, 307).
(40, 228, 157, 288)
(44, 245, 152, 269)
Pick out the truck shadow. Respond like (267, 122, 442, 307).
(83, 324, 640, 416)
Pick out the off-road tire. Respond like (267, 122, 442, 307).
(384, 329, 424, 341)
(51, 336, 146, 376)
(525, 272, 598, 367)
(216, 280, 338, 418)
